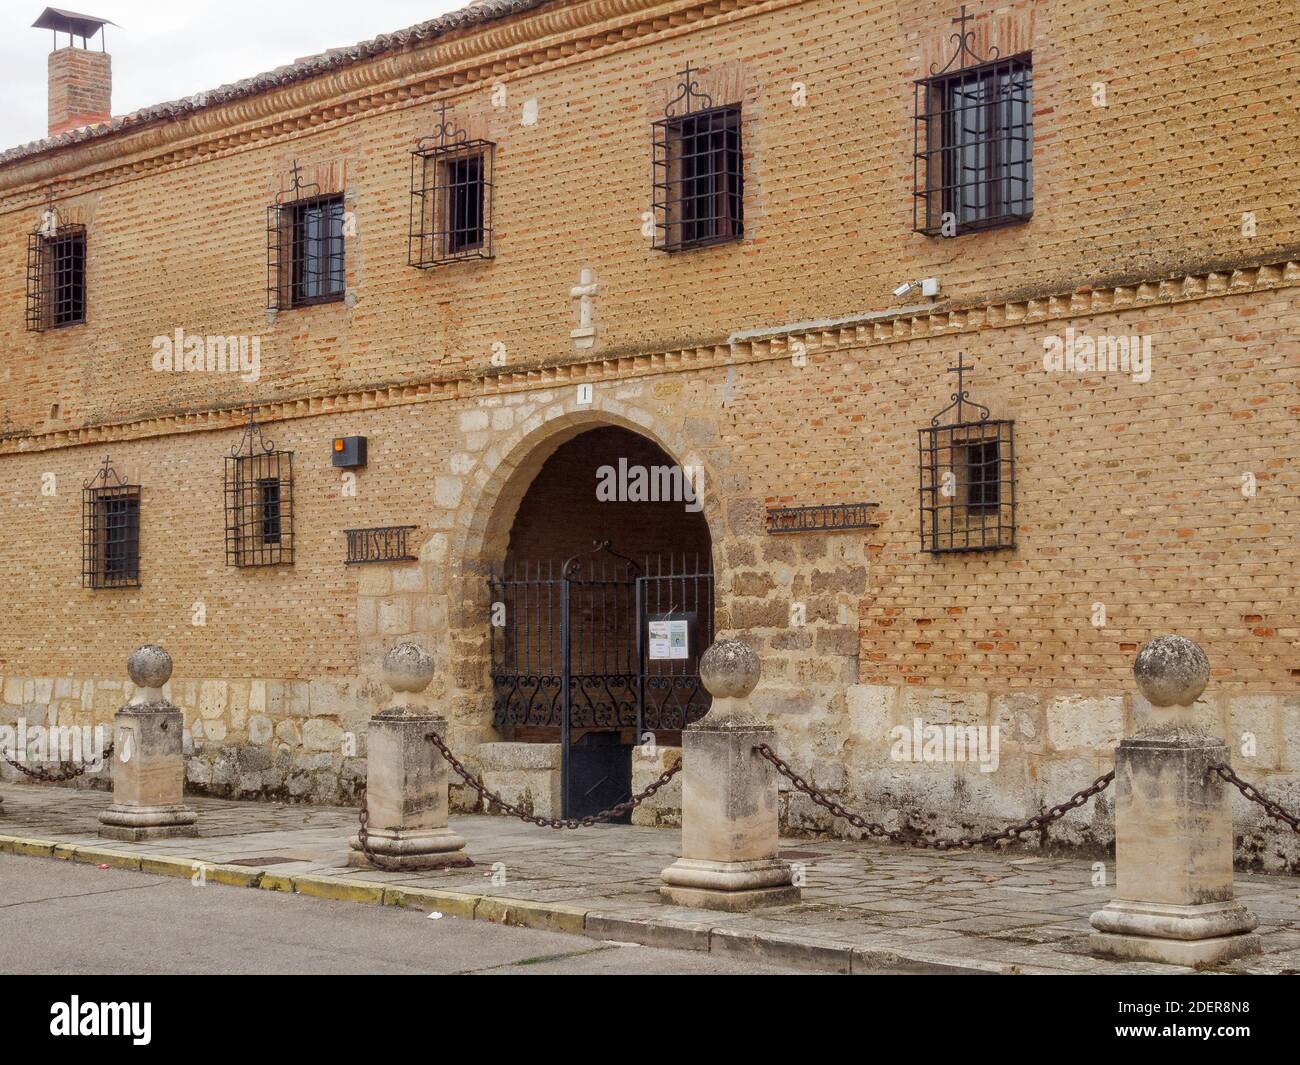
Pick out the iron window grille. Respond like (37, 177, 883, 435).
(918, 353, 1015, 553)
(82, 456, 140, 589)
(652, 63, 743, 252)
(913, 6, 1032, 236)
(26, 207, 86, 331)
(409, 103, 495, 267)
(224, 408, 295, 567)
(267, 162, 345, 310)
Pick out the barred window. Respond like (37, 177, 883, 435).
(914, 17, 1032, 237)
(964, 439, 1002, 511)
(268, 164, 345, 310)
(26, 219, 86, 331)
(409, 105, 495, 268)
(225, 411, 294, 567)
(652, 65, 743, 252)
(918, 354, 1016, 554)
(289, 196, 345, 305)
(257, 478, 283, 544)
(82, 458, 140, 589)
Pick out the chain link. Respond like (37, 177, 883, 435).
(355, 785, 425, 871)
(755, 743, 1113, 851)
(426, 730, 681, 829)
(3, 741, 114, 783)
(1208, 763, 1300, 834)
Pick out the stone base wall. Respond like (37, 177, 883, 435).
(768, 682, 1300, 873)
(631, 746, 683, 828)
(476, 742, 562, 819)
(2, 674, 1297, 873)
(0, 673, 386, 806)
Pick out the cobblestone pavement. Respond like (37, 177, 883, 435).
(2, 782, 1297, 974)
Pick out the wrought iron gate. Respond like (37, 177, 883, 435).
(489, 541, 713, 819)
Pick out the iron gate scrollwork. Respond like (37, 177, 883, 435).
(488, 541, 713, 818)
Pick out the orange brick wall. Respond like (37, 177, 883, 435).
(1, 0, 1297, 433)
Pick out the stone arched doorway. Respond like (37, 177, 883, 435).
(486, 425, 714, 819)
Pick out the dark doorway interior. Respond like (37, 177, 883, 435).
(489, 426, 714, 819)
(506, 427, 710, 564)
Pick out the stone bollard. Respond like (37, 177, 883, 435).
(659, 639, 799, 911)
(98, 645, 198, 841)
(348, 642, 471, 870)
(1089, 635, 1260, 966)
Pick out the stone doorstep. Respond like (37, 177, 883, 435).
(0, 830, 1074, 973)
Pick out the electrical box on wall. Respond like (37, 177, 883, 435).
(332, 436, 367, 468)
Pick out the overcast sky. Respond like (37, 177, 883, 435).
(2, 0, 469, 150)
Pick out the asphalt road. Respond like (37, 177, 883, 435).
(0, 854, 803, 975)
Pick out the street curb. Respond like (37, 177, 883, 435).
(381, 885, 479, 919)
(475, 896, 589, 935)
(0, 832, 1014, 974)
(584, 911, 712, 952)
(710, 926, 855, 974)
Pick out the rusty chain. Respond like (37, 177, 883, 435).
(3, 741, 114, 783)
(755, 743, 1114, 851)
(426, 730, 681, 829)
(355, 785, 425, 871)
(1208, 763, 1300, 834)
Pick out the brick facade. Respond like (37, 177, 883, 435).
(0, 0, 1297, 867)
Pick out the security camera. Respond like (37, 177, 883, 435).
(892, 278, 941, 300)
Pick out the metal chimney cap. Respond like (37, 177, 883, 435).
(32, 7, 119, 40)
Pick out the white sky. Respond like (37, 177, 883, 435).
(2, 0, 469, 150)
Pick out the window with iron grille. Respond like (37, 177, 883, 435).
(82, 457, 140, 589)
(409, 104, 495, 267)
(26, 213, 86, 332)
(224, 409, 294, 567)
(913, 7, 1032, 236)
(652, 64, 743, 252)
(267, 163, 345, 310)
(918, 353, 1015, 553)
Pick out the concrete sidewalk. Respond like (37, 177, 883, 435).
(2, 782, 1297, 974)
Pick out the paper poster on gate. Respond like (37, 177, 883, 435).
(648, 618, 689, 661)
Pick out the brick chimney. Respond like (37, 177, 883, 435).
(48, 47, 112, 135)
(32, 9, 116, 137)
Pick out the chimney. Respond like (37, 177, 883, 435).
(33, 8, 117, 137)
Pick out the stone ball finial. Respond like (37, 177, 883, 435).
(700, 639, 761, 700)
(383, 642, 435, 695)
(127, 644, 172, 689)
(1134, 635, 1209, 707)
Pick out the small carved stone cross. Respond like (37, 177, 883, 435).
(570, 268, 599, 350)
